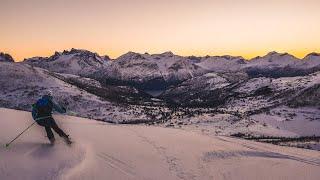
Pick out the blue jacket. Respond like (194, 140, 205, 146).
(32, 95, 66, 120)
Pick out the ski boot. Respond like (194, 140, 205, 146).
(63, 135, 72, 145)
(49, 138, 55, 145)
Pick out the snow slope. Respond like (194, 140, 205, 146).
(1, 108, 320, 180)
(0, 62, 153, 123)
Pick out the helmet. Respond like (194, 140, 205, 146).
(45, 90, 53, 97)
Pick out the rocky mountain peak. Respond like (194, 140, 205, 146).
(159, 51, 174, 57)
(304, 52, 320, 59)
(0, 52, 14, 62)
(118, 52, 146, 61)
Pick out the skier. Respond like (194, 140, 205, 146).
(32, 91, 72, 145)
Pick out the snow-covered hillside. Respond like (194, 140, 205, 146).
(1, 108, 320, 180)
(161, 70, 320, 109)
(0, 62, 153, 123)
(158, 71, 320, 142)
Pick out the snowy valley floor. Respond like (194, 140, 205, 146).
(0, 108, 320, 180)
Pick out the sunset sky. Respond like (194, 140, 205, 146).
(1, 0, 320, 61)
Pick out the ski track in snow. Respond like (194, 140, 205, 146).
(127, 128, 198, 180)
(61, 143, 90, 180)
(211, 136, 320, 166)
(97, 152, 137, 178)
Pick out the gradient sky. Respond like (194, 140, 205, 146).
(1, 0, 320, 61)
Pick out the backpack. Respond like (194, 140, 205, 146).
(32, 97, 53, 120)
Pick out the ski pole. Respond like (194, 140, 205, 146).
(4, 116, 52, 148)
(5, 121, 36, 148)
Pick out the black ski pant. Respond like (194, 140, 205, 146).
(37, 117, 68, 140)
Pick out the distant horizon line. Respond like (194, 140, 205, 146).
(2, 48, 320, 62)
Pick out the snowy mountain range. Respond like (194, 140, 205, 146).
(21, 50, 320, 92)
(1, 49, 320, 145)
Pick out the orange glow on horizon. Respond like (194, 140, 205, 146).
(1, 0, 320, 61)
